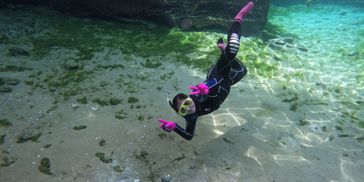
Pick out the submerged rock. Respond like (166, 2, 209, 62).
(16, 128, 42, 143)
(99, 139, 106, 146)
(1, 157, 17, 167)
(73, 125, 87, 130)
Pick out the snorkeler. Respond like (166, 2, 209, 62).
(159, 0, 256, 140)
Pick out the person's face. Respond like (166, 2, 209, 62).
(177, 97, 196, 116)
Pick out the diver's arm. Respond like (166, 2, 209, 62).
(173, 117, 197, 140)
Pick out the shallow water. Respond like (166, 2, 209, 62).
(0, 3, 363, 182)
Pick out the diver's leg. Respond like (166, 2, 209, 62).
(216, 1, 254, 75)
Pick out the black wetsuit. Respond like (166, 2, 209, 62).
(174, 21, 247, 140)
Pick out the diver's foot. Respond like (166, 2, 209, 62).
(234, 1, 254, 23)
(217, 37, 226, 51)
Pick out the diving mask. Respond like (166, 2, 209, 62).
(178, 97, 194, 116)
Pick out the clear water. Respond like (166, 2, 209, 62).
(0, 2, 363, 182)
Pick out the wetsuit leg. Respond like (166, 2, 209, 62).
(216, 21, 242, 77)
(229, 58, 247, 85)
(216, 2, 254, 78)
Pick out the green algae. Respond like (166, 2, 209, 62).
(76, 96, 88, 104)
(0, 65, 31, 72)
(298, 118, 309, 126)
(91, 97, 121, 106)
(0, 119, 12, 127)
(36, 69, 94, 100)
(128, 97, 139, 103)
(26, 11, 278, 78)
(31, 20, 104, 60)
(142, 58, 162, 68)
(39, 158, 53, 175)
(109, 98, 121, 105)
(0, 134, 5, 145)
(335, 126, 343, 131)
(137, 115, 145, 122)
(92, 98, 109, 106)
(115, 110, 127, 120)
(158, 133, 167, 139)
(95, 64, 125, 70)
(95, 152, 112, 163)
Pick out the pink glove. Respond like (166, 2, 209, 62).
(188, 83, 209, 95)
(159, 119, 176, 132)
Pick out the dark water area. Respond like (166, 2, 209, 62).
(271, 0, 364, 7)
(0, 0, 364, 182)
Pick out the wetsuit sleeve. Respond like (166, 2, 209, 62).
(173, 116, 197, 140)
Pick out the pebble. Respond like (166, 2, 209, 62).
(72, 104, 79, 109)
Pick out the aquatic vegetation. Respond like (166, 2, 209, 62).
(128, 97, 139, 103)
(138, 115, 145, 122)
(298, 118, 309, 126)
(0, 134, 5, 145)
(0, 65, 31, 72)
(109, 98, 122, 105)
(95, 152, 112, 163)
(92, 98, 110, 106)
(142, 58, 162, 68)
(33, 69, 94, 100)
(0, 119, 12, 127)
(95, 64, 125, 70)
(335, 126, 343, 131)
(0, 86, 11, 93)
(8, 47, 30, 56)
(158, 133, 167, 139)
(76, 96, 88, 104)
(115, 110, 127, 120)
(38, 158, 52, 175)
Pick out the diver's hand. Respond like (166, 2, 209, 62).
(159, 119, 176, 132)
(188, 83, 209, 95)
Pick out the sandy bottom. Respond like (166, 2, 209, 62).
(1, 3, 364, 182)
